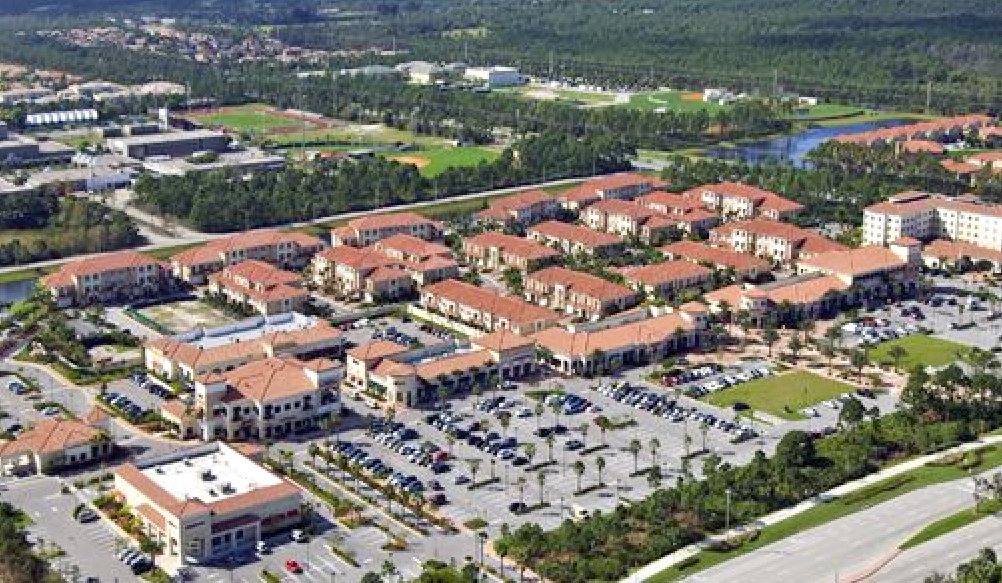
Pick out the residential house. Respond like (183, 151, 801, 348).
(636, 191, 721, 234)
(41, 251, 174, 307)
(372, 234, 460, 286)
(206, 260, 306, 316)
(461, 232, 561, 272)
(420, 279, 559, 335)
(310, 246, 414, 303)
(862, 191, 1002, 251)
(524, 267, 640, 320)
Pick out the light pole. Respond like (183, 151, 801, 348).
(724, 488, 733, 533)
(559, 495, 564, 521)
(477, 532, 488, 576)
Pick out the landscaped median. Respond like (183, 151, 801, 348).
(899, 498, 1002, 551)
(641, 442, 1002, 583)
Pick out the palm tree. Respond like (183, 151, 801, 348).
(596, 415, 610, 446)
(523, 442, 536, 466)
(579, 423, 589, 448)
(573, 460, 586, 493)
(534, 401, 545, 430)
(851, 349, 869, 382)
(647, 465, 663, 490)
(888, 345, 908, 370)
(763, 326, 780, 357)
(649, 437, 660, 470)
(596, 456, 606, 485)
(490, 458, 497, 480)
(545, 434, 555, 462)
(516, 476, 527, 506)
(700, 422, 710, 452)
(536, 470, 546, 505)
(787, 336, 804, 362)
(446, 435, 456, 456)
(468, 458, 481, 485)
(628, 439, 641, 472)
(499, 411, 512, 438)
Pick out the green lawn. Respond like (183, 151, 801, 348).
(625, 91, 729, 113)
(869, 334, 971, 369)
(645, 445, 1002, 583)
(189, 104, 304, 133)
(784, 103, 863, 120)
(381, 146, 501, 177)
(704, 370, 856, 420)
(900, 498, 1002, 550)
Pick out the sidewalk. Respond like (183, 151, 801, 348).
(623, 434, 1002, 583)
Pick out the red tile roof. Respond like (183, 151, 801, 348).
(528, 221, 623, 249)
(0, 419, 104, 456)
(423, 279, 558, 326)
(586, 199, 659, 220)
(527, 267, 637, 302)
(798, 246, 908, 277)
(463, 232, 561, 261)
(618, 260, 712, 287)
(346, 212, 437, 231)
(172, 230, 322, 267)
(660, 240, 771, 272)
(42, 251, 164, 288)
(531, 311, 695, 358)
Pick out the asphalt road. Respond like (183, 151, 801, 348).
(874, 513, 1002, 582)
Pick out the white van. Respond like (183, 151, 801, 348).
(571, 505, 591, 522)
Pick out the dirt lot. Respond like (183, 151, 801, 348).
(135, 300, 235, 333)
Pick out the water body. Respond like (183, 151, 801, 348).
(703, 119, 916, 166)
(0, 279, 36, 304)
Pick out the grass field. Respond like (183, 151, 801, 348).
(869, 334, 970, 369)
(270, 125, 451, 147)
(645, 445, 1002, 582)
(136, 300, 235, 334)
(784, 103, 863, 120)
(381, 146, 501, 177)
(705, 370, 856, 420)
(188, 104, 306, 133)
(625, 91, 729, 113)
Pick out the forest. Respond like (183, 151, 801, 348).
(133, 132, 632, 232)
(0, 192, 142, 267)
(497, 363, 1002, 582)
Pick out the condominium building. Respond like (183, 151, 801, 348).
(114, 442, 302, 564)
(580, 199, 676, 244)
(331, 212, 442, 247)
(524, 267, 640, 320)
(710, 218, 847, 265)
(532, 305, 708, 375)
(41, 251, 175, 307)
(659, 240, 771, 281)
(559, 173, 661, 210)
(345, 331, 537, 407)
(206, 260, 306, 316)
(636, 191, 721, 234)
(527, 221, 625, 257)
(862, 191, 1002, 251)
(682, 182, 803, 220)
(461, 232, 561, 272)
(477, 190, 561, 227)
(171, 230, 325, 285)
(617, 260, 714, 300)
(372, 234, 460, 286)
(420, 279, 560, 335)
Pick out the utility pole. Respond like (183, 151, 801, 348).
(548, 51, 554, 79)
(772, 69, 779, 98)
(464, 40, 469, 63)
(926, 80, 933, 113)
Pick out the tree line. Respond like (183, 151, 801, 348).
(133, 132, 633, 232)
(497, 362, 1002, 582)
(0, 502, 60, 583)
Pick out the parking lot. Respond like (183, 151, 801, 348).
(97, 371, 174, 423)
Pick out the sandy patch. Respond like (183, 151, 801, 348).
(682, 92, 703, 102)
(388, 155, 430, 168)
(524, 89, 559, 101)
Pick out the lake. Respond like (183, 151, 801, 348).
(0, 278, 36, 304)
(703, 119, 917, 166)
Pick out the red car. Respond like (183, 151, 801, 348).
(286, 560, 303, 574)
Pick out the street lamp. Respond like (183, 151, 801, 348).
(724, 488, 733, 532)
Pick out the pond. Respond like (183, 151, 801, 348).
(0, 279, 36, 304)
(703, 119, 917, 166)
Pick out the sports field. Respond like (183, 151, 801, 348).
(187, 104, 310, 133)
(869, 334, 970, 369)
(625, 90, 730, 113)
(382, 146, 501, 177)
(135, 300, 235, 334)
(784, 103, 863, 121)
(705, 370, 857, 420)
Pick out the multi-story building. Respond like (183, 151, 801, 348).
(145, 313, 344, 382)
(710, 218, 847, 265)
(682, 182, 803, 221)
(636, 191, 721, 234)
(107, 130, 230, 159)
(477, 190, 561, 227)
(372, 234, 460, 286)
(660, 240, 771, 281)
(344, 331, 537, 407)
(559, 173, 660, 210)
(796, 239, 921, 292)
(420, 279, 560, 335)
(862, 191, 1002, 251)
(618, 260, 714, 300)
(532, 305, 708, 375)
(922, 239, 1002, 272)
(114, 442, 302, 564)
(41, 251, 175, 307)
(331, 212, 442, 247)
(206, 260, 306, 316)
(461, 232, 561, 272)
(580, 200, 676, 244)
(311, 246, 415, 303)
(524, 267, 640, 320)
(527, 221, 625, 257)
(171, 230, 325, 285)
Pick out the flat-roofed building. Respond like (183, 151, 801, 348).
(41, 251, 175, 307)
(108, 130, 230, 159)
(533, 306, 707, 375)
(206, 260, 306, 316)
(144, 313, 344, 382)
(420, 279, 559, 335)
(461, 232, 561, 272)
(862, 191, 1002, 252)
(524, 267, 639, 320)
(527, 221, 625, 257)
(114, 442, 302, 564)
(331, 212, 442, 247)
(171, 230, 324, 285)
(345, 331, 536, 407)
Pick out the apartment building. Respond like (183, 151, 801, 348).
(660, 240, 771, 281)
(524, 267, 640, 320)
(372, 234, 460, 286)
(683, 182, 803, 220)
(477, 190, 561, 227)
(710, 217, 847, 265)
(41, 251, 174, 307)
(636, 192, 721, 234)
(310, 246, 414, 303)
(420, 279, 560, 335)
(618, 260, 713, 299)
(532, 305, 708, 375)
(558, 173, 660, 210)
(796, 241, 920, 294)
(580, 200, 676, 244)
(862, 191, 1002, 251)
(145, 313, 344, 382)
(922, 239, 1002, 272)
(345, 331, 536, 407)
(115, 442, 302, 563)
(206, 260, 306, 316)
(331, 212, 442, 247)
(526, 220, 624, 257)
(171, 230, 325, 285)
(461, 232, 561, 272)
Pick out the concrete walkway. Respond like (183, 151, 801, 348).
(622, 434, 1002, 583)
